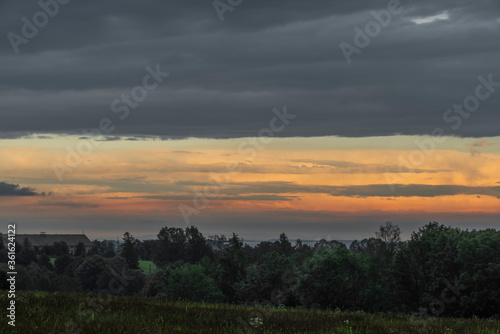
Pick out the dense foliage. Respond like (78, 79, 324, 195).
(1, 222, 499, 320)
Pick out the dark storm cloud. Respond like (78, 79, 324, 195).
(0, 0, 499, 138)
(0, 181, 39, 196)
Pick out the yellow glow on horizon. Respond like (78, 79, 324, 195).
(1, 135, 499, 225)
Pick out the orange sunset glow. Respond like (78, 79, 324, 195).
(1, 135, 499, 240)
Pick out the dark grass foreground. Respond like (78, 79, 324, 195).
(1, 291, 499, 334)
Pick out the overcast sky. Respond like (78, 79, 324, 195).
(1, 0, 499, 240)
(1, 0, 499, 139)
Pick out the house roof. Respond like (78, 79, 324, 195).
(0, 233, 93, 248)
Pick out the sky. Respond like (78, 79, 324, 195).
(0, 0, 499, 241)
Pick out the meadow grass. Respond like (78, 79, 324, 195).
(138, 260, 158, 275)
(1, 291, 499, 333)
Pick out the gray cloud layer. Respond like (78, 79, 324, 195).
(0, 181, 38, 196)
(37, 201, 99, 209)
(177, 181, 500, 198)
(1, 0, 499, 138)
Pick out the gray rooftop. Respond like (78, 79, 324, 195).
(0, 233, 93, 248)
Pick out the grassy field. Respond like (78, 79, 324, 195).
(138, 260, 158, 275)
(1, 291, 499, 333)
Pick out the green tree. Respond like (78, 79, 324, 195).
(74, 255, 144, 294)
(236, 251, 294, 306)
(53, 241, 69, 256)
(298, 247, 370, 310)
(153, 227, 186, 267)
(38, 254, 54, 271)
(121, 232, 139, 269)
(393, 222, 463, 315)
(74, 242, 87, 257)
(26, 263, 59, 291)
(93, 240, 116, 258)
(457, 229, 500, 317)
(17, 238, 38, 266)
(142, 264, 224, 303)
(134, 239, 157, 261)
(74, 255, 110, 291)
(153, 264, 224, 303)
(55, 255, 73, 275)
(253, 241, 279, 262)
(349, 223, 403, 312)
(185, 226, 213, 263)
(217, 233, 247, 302)
(277, 233, 294, 257)
(375, 221, 401, 259)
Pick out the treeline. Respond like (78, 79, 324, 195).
(0, 222, 499, 319)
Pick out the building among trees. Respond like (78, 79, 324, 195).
(0, 232, 93, 255)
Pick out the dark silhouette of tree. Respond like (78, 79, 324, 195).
(277, 233, 294, 257)
(121, 232, 139, 269)
(236, 251, 294, 306)
(375, 222, 401, 259)
(55, 255, 73, 275)
(185, 226, 213, 263)
(74, 242, 87, 257)
(253, 240, 283, 262)
(38, 254, 54, 271)
(393, 222, 463, 315)
(153, 227, 186, 267)
(314, 239, 346, 251)
(217, 233, 247, 302)
(298, 247, 371, 310)
(207, 235, 227, 254)
(147, 264, 224, 303)
(17, 238, 38, 266)
(53, 241, 69, 256)
(134, 239, 157, 261)
(457, 228, 500, 317)
(93, 240, 116, 258)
